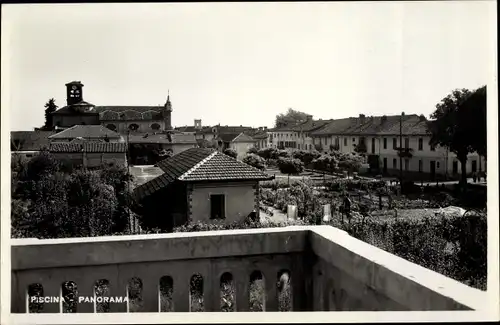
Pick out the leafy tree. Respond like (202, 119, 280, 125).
(247, 147, 259, 155)
(354, 140, 367, 155)
(311, 154, 338, 173)
(42, 98, 58, 130)
(460, 86, 487, 158)
(292, 150, 321, 165)
(257, 147, 278, 160)
(223, 148, 238, 159)
(428, 88, 475, 188)
(336, 153, 364, 175)
(242, 153, 266, 170)
(275, 108, 309, 128)
(277, 158, 304, 175)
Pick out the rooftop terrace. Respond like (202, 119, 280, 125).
(11, 226, 486, 315)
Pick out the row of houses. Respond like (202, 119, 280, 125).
(266, 113, 485, 179)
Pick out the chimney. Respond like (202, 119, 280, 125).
(194, 119, 202, 129)
(419, 114, 426, 122)
(259, 127, 263, 131)
(306, 115, 313, 122)
(359, 114, 366, 124)
(381, 115, 387, 125)
(264, 126, 267, 130)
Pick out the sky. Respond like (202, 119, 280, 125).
(2, 1, 495, 131)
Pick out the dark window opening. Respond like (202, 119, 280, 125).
(383, 138, 387, 149)
(392, 138, 397, 150)
(453, 161, 458, 174)
(404, 138, 409, 149)
(210, 194, 225, 220)
(418, 138, 423, 151)
(344, 138, 347, 146)
(393, 158, 397, 169)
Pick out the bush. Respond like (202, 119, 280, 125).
(292, 150, 321, 165)
(242, 154, 266, 170)
(327, 212, 487, 290)
(277, 158, 304, 175)
(311, 155, 338, 174)
(257, 147, 278, 160)
(223, 148, 238, 159)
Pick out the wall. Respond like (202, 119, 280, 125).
(102, 120, 165, 134)
(189, 181, 257, 224)
(10, 226, 483, 314)
(85, 153, 127, 168)
(230, 141, 255, 160)
(53, 114, 100, 128)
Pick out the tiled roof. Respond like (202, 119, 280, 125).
(341, 115, 406, 135)
(48, 125, 122, 139)
(232, 133, 256, 143)
(128, 132, 197, 144)
(49, 142, 127, 153)
(251, 131, 268, 139)
(11, 131, 55, 151)
(197, 125, 253, 134)
(292, 119, 332, 132)
(377, 115, 431, 136)
(178, 151, 273, 182)
(93, 106, 162, 114)
(216, 133, 240, 142)
(175, 126, 198, 132)
(52, 102, 99, 115)
(309, 118, 355, 136)
(132, 147, 273, 201)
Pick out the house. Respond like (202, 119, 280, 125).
(10, 131, 55, 158)
(48, 125, 124, 143)
(128, 132, 197, 155)
(250, 129, 269, 149)
(131, 148, 274, 231)
(215, 132, 256, 159)
(267, 115, 330, 151)
(48, 142, 127, 168)
(310, 113, 485, 179)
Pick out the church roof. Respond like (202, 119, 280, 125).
(48, 125, 122, 140)
(52, 101, 98, 115)
(95, 106, 164, 121)
(132, 148, 273, 202)
(93, 106, 163, 113)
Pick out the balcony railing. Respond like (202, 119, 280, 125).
(11, 226, 485, 313)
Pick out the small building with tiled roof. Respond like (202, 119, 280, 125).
(48, 125, 124, 142)
(131, 147, 274, 231)
(48, 141, 127, 168)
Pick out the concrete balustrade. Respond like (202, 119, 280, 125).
(11, 226, 486, 313)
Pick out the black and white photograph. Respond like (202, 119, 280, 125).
(1, 1, 498, 323)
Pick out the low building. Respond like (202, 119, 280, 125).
(48, 142, 127, 168)
(10, 130, 55, 158)
(215, 132, 256, 159)
(132, 148, 274, 231)
(267, 115, 330, 151)
(48, 125, 124, 143)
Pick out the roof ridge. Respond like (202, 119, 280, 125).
(178, 150, 218, 181)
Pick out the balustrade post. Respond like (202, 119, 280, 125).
(77, 278, 96, 313)
(40, 279, 61, 313)
(172, 273, 190, 312)
(141, 278, 159, 312)
(235, 272, 250, 312)
(264, 270, 278, 311)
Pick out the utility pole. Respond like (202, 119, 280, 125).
(399, 112, 405, 186)
(126, 130, 132, 233)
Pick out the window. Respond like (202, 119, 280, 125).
(352, 138, 356, 142)
(405, 159, 409, 171)
(393, 138, 397, 150)
(453, 161, 458, 174)
(430, 144, 436, 151)
(393, 158, 397, 169)
(151, 123, 161, 130)
(383, 138, 387, 149)
(344, 138, 347, 146)
(371, 138, 376, 154)
(437, 162, 440, 169)
(404, 138, 409, 149)
(129, 124, 139, 131)
(210, 194, 225, 220)
(106, 124, 117, 131)
(419, 160, 423, 172)
(324, 137, 327, 145)
(418, 138, 423, 151)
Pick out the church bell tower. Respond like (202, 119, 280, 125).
(163, 91, 173, 131)
(65, 81, 84, 105)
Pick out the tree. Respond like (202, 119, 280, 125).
(242, 154, 266, 170)
(292, 150, 321, 165)
(311, 155, 338, 174)
(336, 153, 364, 176)
(257, 147, 278, 160)
(275, 108, 309, 128)
(428, 88, 475, 188)
(354, 140, 367, 156)
(277, 158, 304, 175)
(461, 86, 487, 158)
(247, 147, 259, 155)
(42, 98, 58, 130)
(223, 148, 238, 159)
